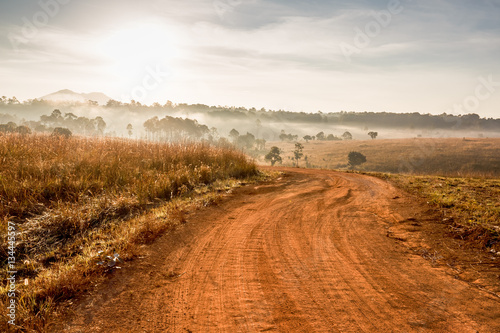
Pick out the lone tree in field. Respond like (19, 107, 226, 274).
(265, 146, 282, 166)
(368, 131, 378, 139)
(293, 142, 304, 167)
(303, 135, 312, 143)
(342, 131, 353, 140)
(348, 151, 366, 169)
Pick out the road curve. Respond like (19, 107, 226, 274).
(56, 168, 500, 332)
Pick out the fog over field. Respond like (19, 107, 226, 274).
(0, 0, 499, 141)
(1, 93, 499, 141)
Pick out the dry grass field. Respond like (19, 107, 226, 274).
(267, 137, 500, 177)
(0, 133, 258, 331)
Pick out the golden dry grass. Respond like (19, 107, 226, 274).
(267, 138, 500, 177)
(0, 133, 258, 331)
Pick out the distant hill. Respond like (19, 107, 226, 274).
(40, 89, 112, 105)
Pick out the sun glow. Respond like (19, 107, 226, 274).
(99, 21, 179, 81)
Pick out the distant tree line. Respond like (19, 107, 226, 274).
(303, 131, 352, 142)
(1, 95, 499, 131)
(0, 109, 106, 136)
(279, 131, 298, 142)
(227, 128, 267, 151)
(143, 116, 210, 141)
(0, 122, 31, 135)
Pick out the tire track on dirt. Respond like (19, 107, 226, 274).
(55, 168, 500, 332)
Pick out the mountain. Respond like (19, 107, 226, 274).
(40, 89, 112, 105)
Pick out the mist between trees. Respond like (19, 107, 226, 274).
(1, 97, 499, 144)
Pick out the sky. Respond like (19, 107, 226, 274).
(0, 0, 499, 118)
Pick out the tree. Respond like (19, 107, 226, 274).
(342, 131, 353, 140)
(8, 96, 20, 105)
(106, 99, 123, 107)
(316, 131, 325, 140)
(279, 131, 297, 142)
(229, 129, 240, 143)
(15, 125, 31, 135)
(65, 112, 77, 121)
(164, 100, 174, 109)
(94, 116, 106, 135)
(265, 146, 282, 166)
(52, 127, 72, 138)
(293, 143, 304, 167)
(303, 135, 312, 143)
(368, 131, 378, 139)
(6, 122, 17, 132)
(0, 122, 17, 133)
(348, 151, 366, 169)
(52, 109, 62, 118)
(195, 124, 210, 139)
(144, 116, 159, 139)
(210, 127, 219, 140)
(40, 109, 63, 127)
(255, 139, 266, 151)
(237, 132, 256, 149)
(127, 124, 133, 138)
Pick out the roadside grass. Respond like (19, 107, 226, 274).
(370, 173, 500, 251)
(0, 133, 259, 332)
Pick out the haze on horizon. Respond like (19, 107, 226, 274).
(1, 0, 499, 118)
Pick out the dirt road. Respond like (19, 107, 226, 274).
(55, 168, 500, 332)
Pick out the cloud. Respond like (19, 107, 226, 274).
(0, 0, 499, 117)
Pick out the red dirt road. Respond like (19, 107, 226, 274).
(55, 168, 500, 332)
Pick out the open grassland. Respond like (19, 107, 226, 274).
(268, 138, 500, 177)
(0, 133, 258, 331)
